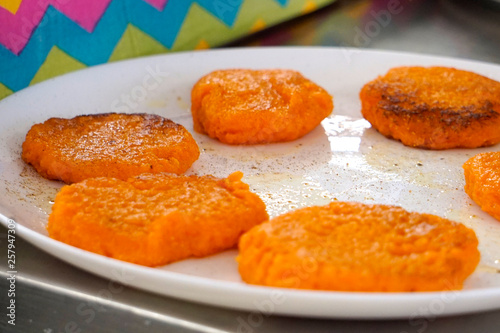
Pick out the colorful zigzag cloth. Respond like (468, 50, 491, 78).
(0, 0, 335, 100)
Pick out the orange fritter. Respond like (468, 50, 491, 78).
(360, 66, 500, 149)
(48, 172, 268, 266)
(22, 113, 200, 183)
(238, 201, 479, 292)
(191, 69, 333, 144)
(463, 152, 500, 222)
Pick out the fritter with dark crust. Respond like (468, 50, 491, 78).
(22, 113, 200, 183)
(360, 67, 500, 149)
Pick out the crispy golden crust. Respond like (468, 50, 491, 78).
(360, 67, 500, 149)
(238, 201, 479, 292)
(463, 152, 500, 221)
(22, 113, 200, 183)
(48, 172, 269, 266)
(191, 69, 333, 144)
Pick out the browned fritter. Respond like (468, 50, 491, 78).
(22, 113, 200, 183)
(360, 66, 500, 149)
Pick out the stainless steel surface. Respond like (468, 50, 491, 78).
(2, 0, 500, 331)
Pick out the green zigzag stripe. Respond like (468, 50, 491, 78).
(172, 3, 233, 50)
(0, 83, 13, 100)
(31, 46, 87, 85)
(173, 0, 335, 50)
(109, 24, 169, 62)
(31, 27, 170, 87)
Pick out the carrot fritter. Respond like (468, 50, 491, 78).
(463, 152, 500, 222)
(191, 69, 333, 144)
(238, 201, 479, 292)
(22, 113, 200, 184)
(360, 67, 500, 149)
(47, 172, 268, 266)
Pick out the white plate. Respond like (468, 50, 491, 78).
(1, 47, 500, 319)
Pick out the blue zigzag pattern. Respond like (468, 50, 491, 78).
(0, 0, 260, 92)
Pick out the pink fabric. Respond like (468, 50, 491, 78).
(53, 0, 113, 32)
(144, 0, 168, 11)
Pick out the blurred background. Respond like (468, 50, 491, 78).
(232, 0, 500, 64)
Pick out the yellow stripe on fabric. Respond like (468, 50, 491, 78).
(303, 0, 318, 14)
(0, 0, 23, 14)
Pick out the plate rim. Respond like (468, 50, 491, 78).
(1, 46, 500, 319)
